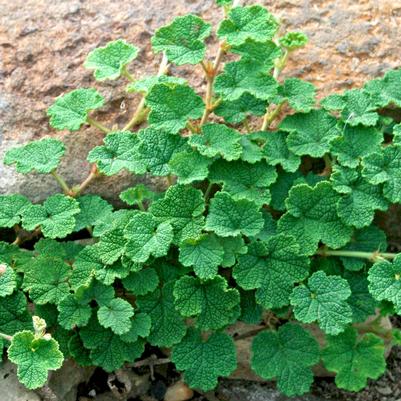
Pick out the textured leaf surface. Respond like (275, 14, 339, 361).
(98, 298, 134, 335)
(4, 138, 65, 174)
(252, 323, 319, 396)
(0, 291, 32, 335)
(172, 328, 237, 391)
(278, 182, 352, 255)
(0, 263, 17, 297)
(74, 195, 113, 232)
(8, 331, 63, 389)
(84, 39, 138, 80)
(122, 268, 159, 296)
(169, 150, 212, 184)
(322, 327, 385, 391)
(22, 194, 80, 239)
(206, 192, 263, 237)
(173, 275, 239, 330)
(279, 31, 308, 50)
(57, 294, 91, 329)
(0, 194, 31, 228)
(47, 88, 104, 131)
(146, 84, 204, 133)
(290, 271, 352, 335)
(277, 78, 316, 112)
(127, 75, 186, 94)
(365, 68, 401, 107)
(152, 15, 211, 65)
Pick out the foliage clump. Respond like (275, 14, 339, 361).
(1, 0, 401, 396)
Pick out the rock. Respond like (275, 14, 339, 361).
(164, 381, 194, 401)
(0, 360, 41, 401)
(107, 368, 150, 399)
(1, 0, 400, 200)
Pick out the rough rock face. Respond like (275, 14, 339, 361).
(1, 0, 400, 200)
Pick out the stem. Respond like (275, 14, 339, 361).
(317, 249, 397, 261)
(166, 175, 174, 186)
(137, 200, 145, 212)
(186, 121, 199, 134)
(131, 355, 170, 368)
(51, 170, 72, 195)
(122, 65, 135, 82)
(0, 332, 13, 342)
(72, 164, 99, 196)
(204, 182, 213, 202)
(233, 326, 268, 341)
(86, 117, 110, 134)
(123, 52, 169, 131)
(261, 101, 286, 131)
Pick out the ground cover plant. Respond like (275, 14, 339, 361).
(1, 0, 401, 397)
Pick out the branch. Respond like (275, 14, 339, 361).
(71, 164, 99, 197)
(317, 248, 398, 261)
(86, 117, 111, 134)
(50, 170, 72, 195)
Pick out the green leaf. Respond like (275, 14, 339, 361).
(0, 291, 33, 335)
(365, 68, 401, 108)
(169, 150, 212, 184)
(23, 256, 71, 305)
(320, 93, 346, 111)
(330, 125, 383, 168)
(251, 323, 319, 396)
(150, 185, 205, 244)
(209, 159, 277, 206)
(322, 327, 385, 391)
(280, 109, 340, 157)
(0, 194, 31, 228)
(74, 195, 113, 232)
(146, 83, 204, 134)
(189, 123, 243, 161)
(368, 255, 401, 313)
(362, 145, 401, 203)
(68, 334, 92, 366)
(206, 192, 264, 237)
(4, 138, 65, 174)
(173, 275, 239, 330)
(290, 271, 352, 335)
(214, 93, 267, 124)
(233, 234, 309, 309)
(84, 39, 138, 80)
(179, 234, 224, 279)
(87, 131, 145, 176)
(124, 212, 173, 263)
(152, 15, 211, 65)
(95, 227, 127, 265)
(119, 184, 158, 207)
(97, 298, 134, 335)
(22, 194, 80, 239)
(276, 78, 316, 112)
(217, 5, 278, 46)
(332, 166, 388, 228)
(122, 268, 159, 296)
(119, 313, 152, 343)
(78, 279, 115, 307)
(263, 131, 301, 173)
(270, 171, 302, 211)
(278, 182, 352, 255)
(239, 290, 263, 324)
(214, 61, 277, 102)
(172, 328, 237, 391)
(137, 128, 189, 176)
(8, 331, 64, 390)
(57, 294, 91, 329)
(47, 88, 104, 131)
(137, 282, 186, 347)
(218, 236, 247, 267)
(279, 31, 308, 50)
(0, 263, 17, 297)
(127, 75, 186, 94)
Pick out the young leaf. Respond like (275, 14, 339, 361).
(87, 131, 145, 176)
(146, 83, 204, 134)
(217, 5, 278, 46)
(279, 31, 308, 50)
(47, 88, 104, 131)
(322, 327, 385, 391)
(57, 294, 91, 329)
(364, 68, 401, 108)
(122, 268, 159, 296)
(368, 255, 401, 313)
(251, 323, 319, 396)
(22, 194, 80, 239)
(233, 234, 310, 309)
(290, 271, 352, 335)
(4, 138, 65, 174)
(208, 159, 277, 206)
(0, 263, 17, 297)
(152, 15, 211, 65)
(169, 150, 212, 184)
(137, 128, 189, 176)
(124, 212, 173, 263)
(172, 328, 237, 391)
(280, 109, 340, 157)
(74, 195, 113, 232)
(137, 283, 186, 347)
(179, 234, 224, 279)
(84, 39, 139, 80)
(8, 331, 64, 390)
(278, 182, 352, 255)
(0, 194, 31, 228)
(150, 185, 205, 244)
(206, 192, 264, 237)
(189, 123, 243, 161)
(173, 275, 239, 330)
(120, 184, 157, 207)
(97, 298, 134, 335)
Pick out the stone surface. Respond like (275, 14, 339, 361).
(1, 0, 401, 199)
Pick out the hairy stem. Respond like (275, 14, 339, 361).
(0, 332, 13, 342)
(51, 170, 72, 195)
(86, 117, 111, 134)
(261, 101, 286, 131)
(204, 182, 213, 202)
(317, 249, 397, 261)
(123, 52, 169, 131)
(72, 164, 99, 196)
(122, 65, 135, 82)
